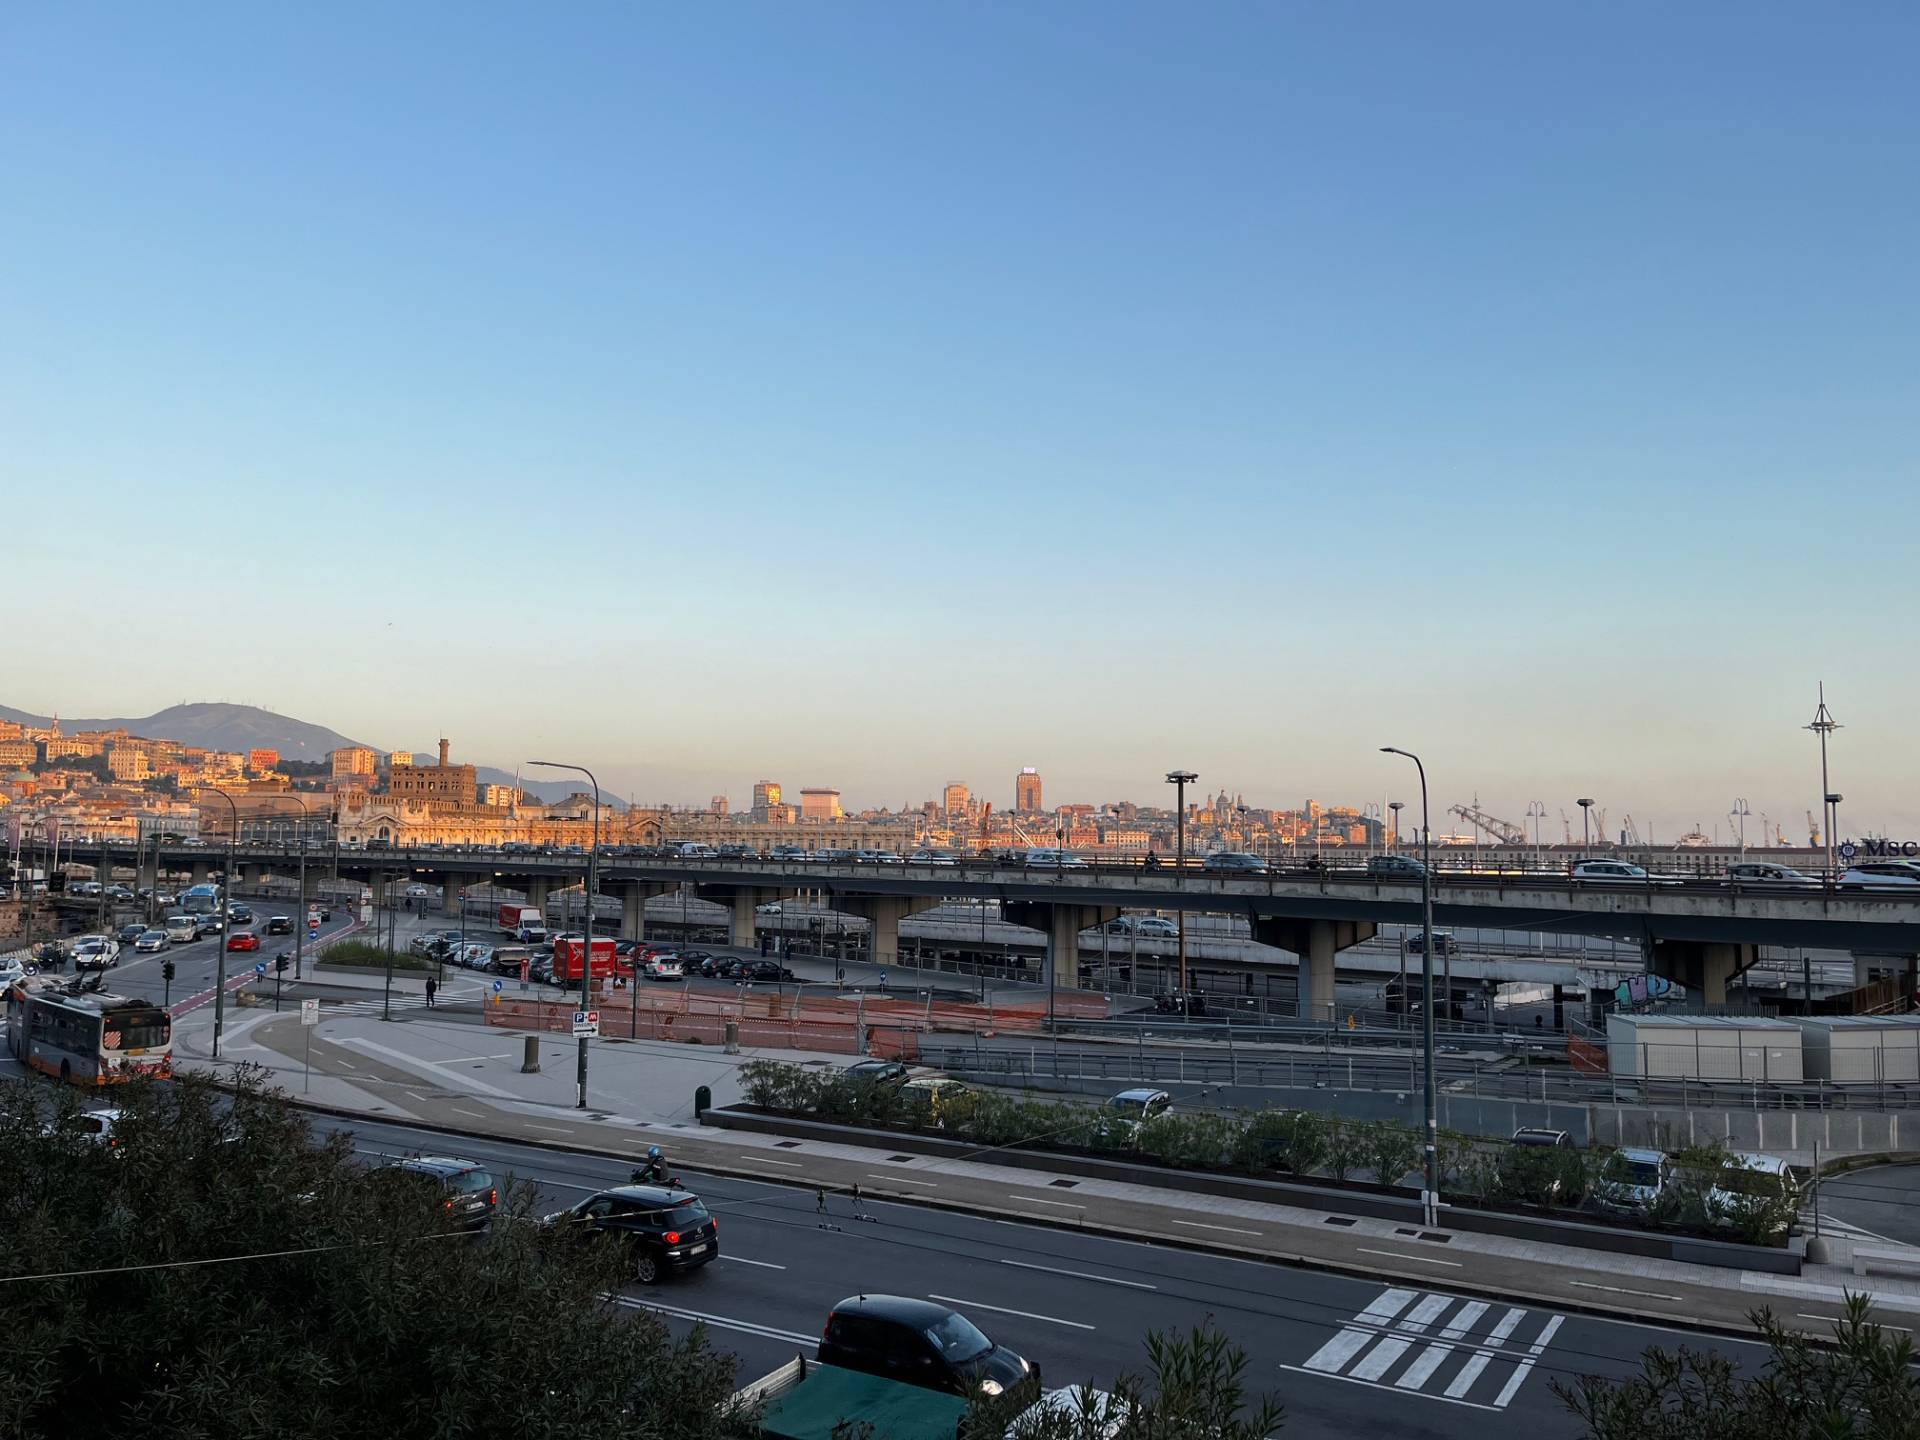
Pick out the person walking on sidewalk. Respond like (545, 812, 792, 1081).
(425, 975, 438, 1008)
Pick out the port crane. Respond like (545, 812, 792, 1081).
(1807, 811, 1821, 847)
(1449, 798, 1528, 846)
(1621, 814, 1643, 847)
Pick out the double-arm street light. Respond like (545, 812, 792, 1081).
(1165, 770, 1197, 1002)
(1380, 746, 1440, 1229)
(529, 760, 600, 1110)
(207, 786, 240, 1062)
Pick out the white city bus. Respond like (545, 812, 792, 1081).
(4, 976, 173, 1086)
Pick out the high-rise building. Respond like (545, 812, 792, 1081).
(799, 787, 843, 821)
(751, 781, 782, 821)
(710, 795, 729, 817)
(389, 750, 414, 768)
(247, 748, 280, 773)
(481, 784, 520, 807)
(942, 782, 970, 822)
(107, 745, 153, 782)
(330, 746, 377, 783)
(1015, 767, 1042, 812)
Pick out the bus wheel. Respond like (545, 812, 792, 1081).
(59, 1060, 71, 1085)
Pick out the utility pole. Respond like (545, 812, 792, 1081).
(1577, 797, 1595, 853)
(1383, 747, 1440, 1229)
(207, 787, 240, 1061)
(531, 760, 600, 1109)
(1165, 770, 1196, 1003)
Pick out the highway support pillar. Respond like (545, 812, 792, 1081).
(440, 876, 463, 917)
(1649, 939, 1759, 1007)
(525, 879, 551, 926)
(841, 894, 942, 968)
(1252, 918, 1378, 1025)
(190, 860, 211, 886)
(617, 881, 675, 941)
(1001, 903, 1121, 992)
(725, 888, 796, 950)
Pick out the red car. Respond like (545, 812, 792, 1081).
(226, 932, 260, 952)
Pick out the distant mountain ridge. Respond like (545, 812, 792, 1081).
(0, 701, 596, 805)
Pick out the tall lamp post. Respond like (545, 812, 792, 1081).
(1526, 800, 1547, 850)
(530, 760, 600, 1109)
(1165, 771, 1196, 1002)
(1731, 798, 1750, 860)
(1388, 800, 1405, 853)
(1380, 746, 1440, 1229)
(1577, 797, 1595, 853)
(1806, 684, 1841, 877)
(257, 794, 313, 978)
(207, 786, 240, 1062)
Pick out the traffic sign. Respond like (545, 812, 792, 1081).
(253, 961, 267, 977)
(491, 979, 503, 993)
(309, 918, 320, 931)
(571, 1008, 600, 1038)
(300, 998, 320, 1027)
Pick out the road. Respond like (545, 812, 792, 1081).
(1818, 1163, 1920, 1247)
(316, 1111, 1767, 1440)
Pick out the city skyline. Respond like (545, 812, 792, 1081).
(5, 7, 1917, 834)
(0, 688, 1906, 844)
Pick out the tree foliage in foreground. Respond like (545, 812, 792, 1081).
(0, 1069, 743, 1440)
(1555, 1293, 1920, 1439)
(968, 1321, 1285, 1439)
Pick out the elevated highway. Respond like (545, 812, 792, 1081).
(69, 841, 1920, 1020)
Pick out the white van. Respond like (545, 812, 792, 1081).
(165, 914, 199, 943)
(1024, 848, 1088, 870)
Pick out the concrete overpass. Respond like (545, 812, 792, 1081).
(69, 842, 1920, 1020)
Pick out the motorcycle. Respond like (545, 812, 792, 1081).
(630, 1162, 682, 1188)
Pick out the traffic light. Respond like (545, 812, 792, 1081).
(275, 953, 289, 974)
(161, 959, 175, 983)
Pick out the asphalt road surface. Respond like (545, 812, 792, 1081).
(1818, 1163, 1920, 1246)
(317, 1112, 1768, 1440)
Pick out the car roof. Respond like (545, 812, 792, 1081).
(830, 1294, 958, 1327)
(1618, 1147, 1667, 1164)
(1114, 1087, 1168, 1102)
(391, 1155, 487, 1177)
(1727, 1152, 1793, 1175)
(598, 1184, 698, 1204)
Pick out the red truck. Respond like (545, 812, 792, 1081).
(550, 935, 617, 982)
(497, 904, 547, 941)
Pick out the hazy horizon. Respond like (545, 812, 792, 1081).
(5, 6, 1915, 837)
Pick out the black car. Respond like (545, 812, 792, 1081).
(375, 1156, 497, 1231)
(710, 955, 746, 980)
(819, 1295, 1039, 1402)
(117, 923, 147, 945)
(844, 1059, 909, 1084)
(265, 915, 293, 935)
(680, 949, 711, 967)
(743, 959, 794, 983)
(539, 1184, 718, 1284)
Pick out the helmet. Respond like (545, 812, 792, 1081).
(648, 1146, 661, 1159)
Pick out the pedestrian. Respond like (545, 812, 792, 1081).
(425, 975, 438, 1008)
(878, 970, 888, 994)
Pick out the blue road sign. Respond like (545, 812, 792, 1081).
(253, 961, 267, 977)
(491, 979, 503, 993)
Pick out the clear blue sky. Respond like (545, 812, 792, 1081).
(4, 3, 1916, 836)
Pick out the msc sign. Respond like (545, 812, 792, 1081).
(1859, 839, 1920, 858)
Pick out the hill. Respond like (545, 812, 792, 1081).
(0, 701, 597, 805)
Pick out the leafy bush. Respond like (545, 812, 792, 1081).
(1359, 1121, 1424, 1188)
(1322, 1114, 1360, 1182)
(1136, 1111, 1240, 1169)
(320, 940, 430, 970)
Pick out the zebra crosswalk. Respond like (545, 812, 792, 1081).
(1283, 1286, 1564, 1411)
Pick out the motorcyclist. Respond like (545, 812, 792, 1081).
(632, 1146, 669, 1186)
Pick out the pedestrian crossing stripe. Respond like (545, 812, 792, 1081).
(1282, 1287, 1565, 1410)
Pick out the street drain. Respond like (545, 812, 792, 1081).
(1419, 1232, 1452, 1243)
(774, 1140, 803, 1149)
(887, 1155, 916, 1163)
(1323, 1216, 1357, 1227)
(1048, 1179, 1080, 1189)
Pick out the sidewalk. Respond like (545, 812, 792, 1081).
(165, 990, 1920, 1344)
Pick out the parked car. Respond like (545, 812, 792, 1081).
(1842, 861, 1920, 888)
(133, 930, 169, 953)
(901, 1076, 972, 1105)
(845, 1059, 910, 1085)
(265, 915, 293, 935)
(1706, 1152, 1800, 1236)
(538, 1183, 718, 1284)
(1203, 851, 1268, 874)
(1594, 1147, 1671, 1216)
(1367, 854, 1427, 879)
(742, 959, 794, 983)
(819, 1294, 1039, 1402)
(1107, 1088, 1173, 1126)
(375, 1156, 497, 1232)
(1570, 860, 1681, 884)
(710, 955, 746, 979)
(643, 955, 685, 981)
(1725, 862, 1814, 885)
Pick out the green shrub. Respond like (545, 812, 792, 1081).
(1230, 1110, 1296, 1173)
(1322, 1114, 1360, 1182)
(1137, 1111, 1240, 1169)
(320, 941, 428, 971)
(1359, 1121, 1424, 1188)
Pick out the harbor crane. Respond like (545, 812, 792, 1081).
(1621, 814, 1643, 846)
(1448, 798, 1528, 846)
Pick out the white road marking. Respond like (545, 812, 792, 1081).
(1443, 1353, 1493, 1399)
(449, 1106, 485, 1119)
(870, 1173, 939, 1187)
(1569, 1280, 1682, 1302)
(1171, 1219, 1261, 1237)
(1396, 1341, 1453, 1390)
(430, 1053, 516, 1065)
(718, 1255, 787, 1270)
(1277, 1364, 1504, 1413)
(1358, 1289, 1418, 1324)
(1797, 1313, 1912, 1333)
(742, 1156, 803, 1168)
(1440, 1301, 1488, 1340)
(524, 1124, 574, 1134)
(1303, 1328, 1374, 1373)
(1400, 1294, 1453, 1332)
(1355, 1247, 1462, 1268)
(1001, 1259, 1156, 1291)
(1490, 1315, 1563, 1408)
(1349, 1334, 1412, 1382)
(1017, 1195, 1086, 1210)
(1487, 1308, 1528, 1344)
(615, 1296, 818, 1347)
(927, 1294, 1095, 1331)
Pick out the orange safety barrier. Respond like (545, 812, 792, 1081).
(1567, 1034, 1608, 1076)
(484, 995, 921, 1060)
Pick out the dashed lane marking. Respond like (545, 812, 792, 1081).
(927, 1294, 1095, 1331)
(1354, 1247, 1462, 1268)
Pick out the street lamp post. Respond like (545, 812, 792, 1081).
(1381, 747, 1440, 1229)
(1806, 684, 1841, 877)
(1165, 771, 1196, 1003)
(1826, 793, 1844, 869)
(1388, 800, 1404, 853)
(1526, 800, 1547, 851)
(1731, 798, 1751, 860)
(207, 787, 240, 1062)
(1577, 797, 1595, 853)
(530, 760, 600, 1109)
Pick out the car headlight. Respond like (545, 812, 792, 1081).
(979, 1380, 1004, 1397)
